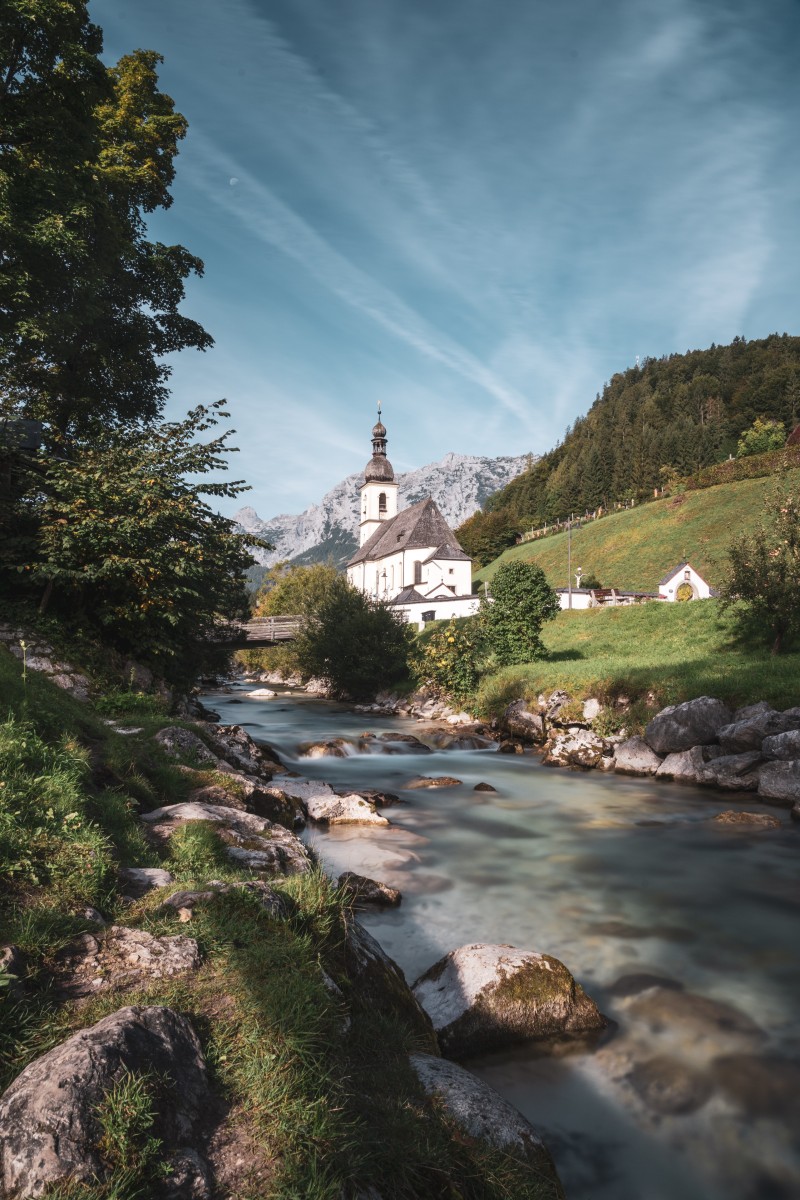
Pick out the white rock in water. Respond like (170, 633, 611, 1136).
(247, 687, 277, 698)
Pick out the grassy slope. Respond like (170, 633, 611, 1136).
(475, 600, 800, 720)
(473, 469, 800, 591)
(0, 646, 558, 1200)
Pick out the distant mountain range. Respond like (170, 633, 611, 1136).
(235, 451, 530, 581)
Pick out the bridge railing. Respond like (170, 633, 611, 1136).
(209, 615, 303, 647)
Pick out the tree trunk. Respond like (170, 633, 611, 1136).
(38, 578, 53, 615)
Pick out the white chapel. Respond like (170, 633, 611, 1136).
(346, 408, 480, 629)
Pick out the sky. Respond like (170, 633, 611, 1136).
(90, 0, 800, 519)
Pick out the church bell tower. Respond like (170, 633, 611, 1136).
(359, 403, 398, 546)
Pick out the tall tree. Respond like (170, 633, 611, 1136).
(0, 2, 211, 438)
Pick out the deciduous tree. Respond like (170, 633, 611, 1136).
(484, 561, 560, 665)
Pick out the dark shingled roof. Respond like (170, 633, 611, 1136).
(348, 497, 469, 566)
(388, 586, 429, 605)
(422, 541, 471, 563)
(658, 561, 701, 586)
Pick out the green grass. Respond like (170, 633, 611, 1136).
(473, 469, 800, 591)
(475, 599, 800, 721)
(1, 640, 561, 1200)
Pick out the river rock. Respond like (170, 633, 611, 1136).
(628, 1055, 712, 1115)
(613, 736, 663, 775)
(117, 867, 174, 898)
(158, 880, 290, 921)
(474, 782, 497, 793)
(409, 1054, 564, 1190)
(55, 926, 200, 998)
(644, 697, 732, 754)
(412, 943, 606, 1058)
(376, 732, 432, 753)
(503, 699, 547, 744)
(0, 1005, 211, 1198)
(761, 728, 800, 760)
(497, 740, 524, 754)
(542, 728, 605, 768)
(583, 698, 601, 721)
(655, 744, 723, 783)
(710, 1054, 800, 1120)
(338, 872, 402, 907)
(627, 986, 764, 1050)
(426, 732, 492, 751)
(717, 708, 800, 754)
(697, 751, 762, 791)
(0, 945, 27, 999)
(154, 726, 218, 767)
(247, 687, 276, 697)
(205, 723, 283, 775)
(187, 780, 305, 829)
(299, 739, 352, 758)
(342, 918, 437, 1052)
(713, 810, 781, 828)
(757, 760, 800, 807)
(405, 776, 463, 789)
(305, 790, 389, 826)
(140, 802, 312, 873)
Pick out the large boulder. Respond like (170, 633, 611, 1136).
(613, 736, 663, 776)
(758, 760, 800, 808)
(697, 751, 763, 792)
(761, 729, 800, 760)
(412, 943, 606, 1058)
(338, 872, 402, 907)
(154, 726, 218, 766)
(717, 709, 800, 754)
(713, 810, 782, 829)
(204, 723, 282, 776)
(644, 697, 732, 754)
(503, 699, 547, 745)
(277, 777, 389, 825)
(55, 927, 200, 998)
(655, 744, 724, 783)
(141, 802, 312, 874)
(410, 1054, 564, 1194)
(0, 1006, 211, 1198)
(342, 918, 437, 1053)
(542, 728, 605, 768)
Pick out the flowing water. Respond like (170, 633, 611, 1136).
(206, 682, 800, 1200)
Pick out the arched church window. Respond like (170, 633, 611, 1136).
(414, 560, 422, 585)
(378, 492, 387, 513)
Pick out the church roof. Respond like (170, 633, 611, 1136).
(388, 586, 429, 605)
(658, 561, 708, 586)
(422, 541, 471, 564)
(348, 497, 469, 566)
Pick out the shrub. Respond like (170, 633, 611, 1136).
(484, 562, 560, 666)
(736, 417, 786, 458)
(294, 577, 412, 700)
(414, 618, 482, 704)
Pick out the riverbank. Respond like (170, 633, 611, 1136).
(0, 643, 564, 1199)
(207, 678, 800, 1200)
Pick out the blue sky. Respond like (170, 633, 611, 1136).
(91, 0, 800, 518)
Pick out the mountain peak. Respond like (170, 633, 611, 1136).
(235, 451, 531, 570)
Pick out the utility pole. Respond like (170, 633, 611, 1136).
(567, 517, 572, 609)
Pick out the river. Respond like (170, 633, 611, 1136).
(205, 682, 800, 1200)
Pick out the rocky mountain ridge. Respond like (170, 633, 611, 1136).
(236, 451, 530, 570)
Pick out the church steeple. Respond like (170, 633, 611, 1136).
(359, 403, 398, 545)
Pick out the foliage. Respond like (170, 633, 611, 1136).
(96, 1068, 166, 1183)
(685, 443, 800, 490)
(254, 561, 339, 617)
(413, 617, 483, 703)
(6, 403, 261, 683)
(457, 333, 800, 549)
(719, 482, 800, 654)
(457, 508, 518, 567)
(579, 574, 601, 589)
(294, 576, 412, 699)
(484, 562, 559, 666)
(0, 2, 211, 439)
(736, 416, 786, 458)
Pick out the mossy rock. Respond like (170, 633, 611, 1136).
(413, 943, 606, 1058)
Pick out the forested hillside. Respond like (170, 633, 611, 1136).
(458, 334, 800, 564)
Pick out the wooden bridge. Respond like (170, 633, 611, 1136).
(211, 616, 302, 649)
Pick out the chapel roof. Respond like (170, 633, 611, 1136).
(658, 561, 708, 586)
(422, 541, 471, 563)
(348, 496, 468, 566)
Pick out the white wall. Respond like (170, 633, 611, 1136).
(393, 594, 480, 631)
(659, 564, 712, 601)
(358, 480, 398, 545)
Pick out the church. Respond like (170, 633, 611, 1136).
(346, 409, 481, 629)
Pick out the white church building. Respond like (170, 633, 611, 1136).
(346, 409, 480, 629)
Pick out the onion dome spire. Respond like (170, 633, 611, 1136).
(365, 402, 394, 482)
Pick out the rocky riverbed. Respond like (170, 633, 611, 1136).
(204, 675, 800, 1200)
